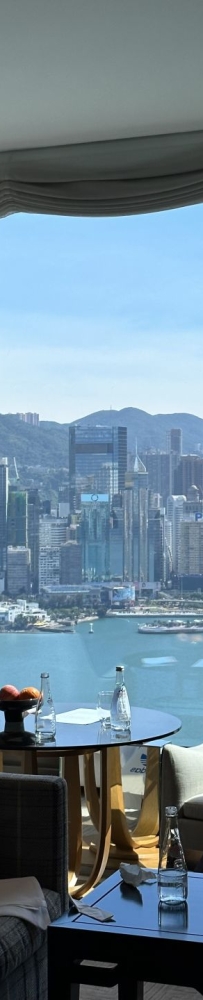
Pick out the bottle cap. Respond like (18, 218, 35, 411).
(165, 805, 178, 817)
(116, 665, 124, 672)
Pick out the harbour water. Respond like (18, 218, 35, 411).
(0, 616, 203, 746)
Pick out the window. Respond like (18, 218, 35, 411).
(0, 205, 203, 745)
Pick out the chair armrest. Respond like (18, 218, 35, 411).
(0, 773, 68, 912)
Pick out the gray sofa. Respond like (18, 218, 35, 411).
(160, 742, 203, 864)
(0, 772, 68, 1000)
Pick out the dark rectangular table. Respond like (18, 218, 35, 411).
(48, 870, 203, 1000)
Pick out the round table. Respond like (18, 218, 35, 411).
(0, 701, 181, 750)
(0, 702, 182, 897)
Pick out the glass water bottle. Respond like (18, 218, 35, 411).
(110, 665, 131, 734)
(158, 805, 188, 908)
(35, 672, 56, 743)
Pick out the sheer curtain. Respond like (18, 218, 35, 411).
(1, 130, 203, 218)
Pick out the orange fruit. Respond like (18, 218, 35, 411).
(17, 686, 41, 700)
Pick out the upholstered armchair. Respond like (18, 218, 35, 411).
(0, 772, 68, 1000)
(160, 743, 203, 866)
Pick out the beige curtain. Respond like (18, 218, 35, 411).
(1, 130, 203, 218)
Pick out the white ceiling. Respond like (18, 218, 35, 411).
(1, 0, 203, 153)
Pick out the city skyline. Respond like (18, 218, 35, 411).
(0, 203, 203, 421)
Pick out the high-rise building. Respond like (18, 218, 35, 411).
(140, 451, 171, 507)
(164, 516, 173, 579)
(184, 485, 203, 519)
(80, 493, 110, 581)
(166, 495, 186, 572)
(39, 517, 68, 547)
(39, 517, 69, 590)
(7, 489, 28, 548)
(40, 500, 51, 516)
(0, 458, 8, 574)
(168, 428, 182, 456)
(109, 495, 124, 579)
(174, 456, 203, 498)
(7, 547, 31, 596)
(28, 489, 40, 593)
(178, 519, 203, 576)
(17, 412, 39, 425)
(168, 429, 182, 495)
(148, 507, 166, 583)
(58, 483, 70, 519)
(39, 547, 60, 591)
(60, 541, 82, 585)
(123, 454, 148, 584)
(69, 425, 127, 510)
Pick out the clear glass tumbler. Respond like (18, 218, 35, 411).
(97, 691, 114, 729)
(35, 672, 56, 743)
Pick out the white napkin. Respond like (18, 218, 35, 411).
(0, 877, 50, 929)
(69, 896, 114, 922)
(120, 863, 157, 887)
(56, 709, 103, 725)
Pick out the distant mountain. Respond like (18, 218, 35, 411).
(70, 408, 203, 455)
(0, 409, 202, 469)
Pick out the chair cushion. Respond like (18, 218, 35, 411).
(0, 888, 61, 984)
(160, 742, 203, 847)
(161, 743, 203, 813)
(182, 795, 203, 821)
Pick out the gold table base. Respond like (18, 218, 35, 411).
(0, 745, 160, 898)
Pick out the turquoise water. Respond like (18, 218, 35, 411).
(0, 617, 203, 745)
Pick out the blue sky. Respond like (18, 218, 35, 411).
(0, 203, 202, 422)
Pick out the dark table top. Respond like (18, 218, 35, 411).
(0, 701, 181, 751)
(49, 871, 203, 991)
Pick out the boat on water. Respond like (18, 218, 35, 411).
(138, 618, 203, 634)
(89, 622, 94, 634)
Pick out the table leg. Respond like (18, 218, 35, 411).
(83, 752, 100, 831)
(110, 745, 159, 852)
(48, 955, 79, 1000)
(62, 754, 83, 890)
(118, 980, 143, 1000)
(22, 751, 38, 773)
(131, 746, 160, 848)
(0, 750, 37, 774)
(110, 745, 136, 851)
(73, 746, 112, 899)
(89, 745, 159, 858)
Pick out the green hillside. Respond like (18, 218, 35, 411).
(0, 409, 202, 470)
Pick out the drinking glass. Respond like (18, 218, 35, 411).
(97, 691, 113, 729)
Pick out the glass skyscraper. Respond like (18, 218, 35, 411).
(123, 455, 148, 584)
(7, 489, 28, 548)
(69, 425, 127, 511)
(80, 493, 110, 581)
